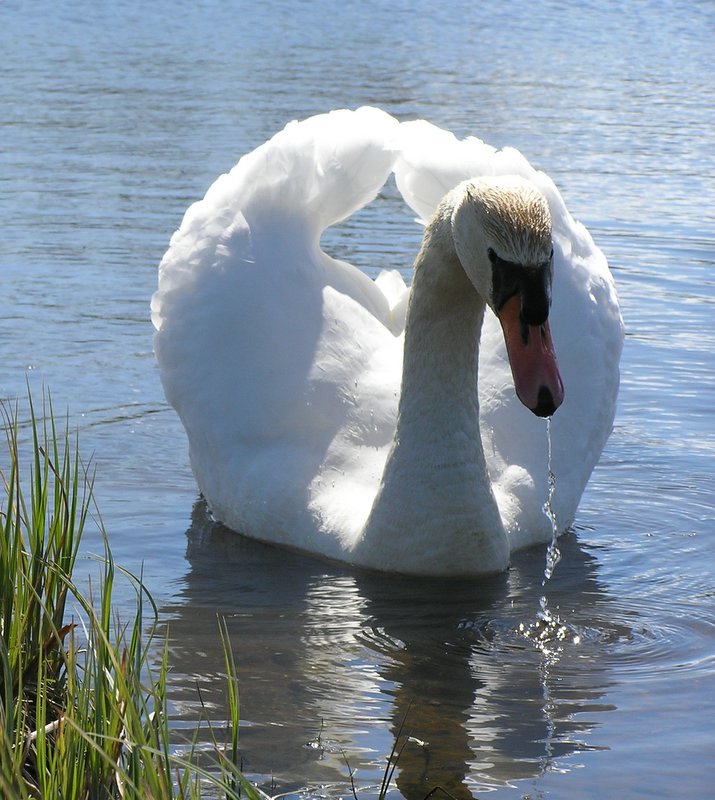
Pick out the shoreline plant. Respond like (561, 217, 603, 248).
(0, 392, 262, 799)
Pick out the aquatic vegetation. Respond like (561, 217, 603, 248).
(0, 392, 263, 799)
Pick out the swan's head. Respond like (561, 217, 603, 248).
(451, 176, 564, 417)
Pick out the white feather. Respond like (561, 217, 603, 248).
(152, 107, 623, 575)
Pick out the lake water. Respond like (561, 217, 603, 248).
(2, 0, 714, 797)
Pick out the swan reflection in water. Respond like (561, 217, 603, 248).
(161, 501, 625, 798)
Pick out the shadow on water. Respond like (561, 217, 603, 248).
(161, 501, 628, 798)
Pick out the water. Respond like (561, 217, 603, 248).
(2, 0, 715, 796)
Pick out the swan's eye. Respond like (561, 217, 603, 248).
(489, 248, 521, 311)
(490, 247, 553, 325)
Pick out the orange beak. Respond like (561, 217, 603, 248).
(497, 294, 564, 417)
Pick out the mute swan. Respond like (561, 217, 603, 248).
(152, 107, 622, 576)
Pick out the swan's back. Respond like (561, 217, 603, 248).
(153, 108, 407, 559)
(152, 108, 622, 569)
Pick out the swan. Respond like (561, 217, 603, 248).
(152, 107, 622, 576)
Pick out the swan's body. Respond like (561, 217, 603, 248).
(152, 108, 622, 576)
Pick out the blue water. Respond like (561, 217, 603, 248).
(2, 0, 714, 797)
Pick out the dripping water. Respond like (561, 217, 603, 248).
(519, 418, 575, 653)
(542, 416, 561, 582)
(520, 418, 574, 773)
(537, 418, 569, 635)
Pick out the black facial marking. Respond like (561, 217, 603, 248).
(489, 247, 553, 327)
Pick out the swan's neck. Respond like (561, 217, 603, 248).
(358, 219, 509, 575)
(400, 237, 483, 443)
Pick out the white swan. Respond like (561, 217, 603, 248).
(152, 107, 622, 576)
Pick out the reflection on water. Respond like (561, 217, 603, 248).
(162, 501, 622, 798)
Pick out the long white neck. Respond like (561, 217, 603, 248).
(356, 212, 509, 575)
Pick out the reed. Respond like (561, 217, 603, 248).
(0, 392, 264, 800)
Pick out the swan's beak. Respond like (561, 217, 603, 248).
(497, 294, 564, 417)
